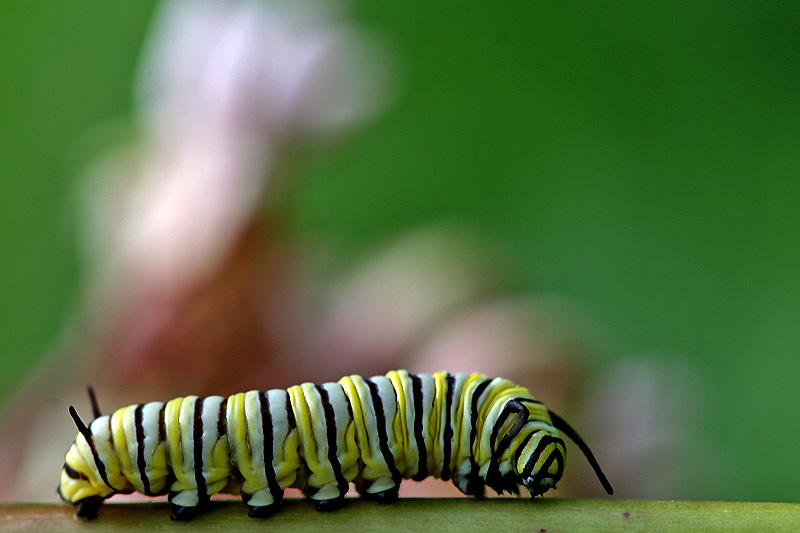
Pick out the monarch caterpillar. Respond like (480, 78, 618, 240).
(58, 370, 613, 520)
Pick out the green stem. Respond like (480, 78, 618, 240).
(3, 499, 800, 532)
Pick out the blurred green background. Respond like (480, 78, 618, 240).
(2, 1, 800, 502)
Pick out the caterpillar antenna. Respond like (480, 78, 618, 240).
(548, 410, 614, 495)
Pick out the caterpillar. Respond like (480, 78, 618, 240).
(58, 370, 613, 520)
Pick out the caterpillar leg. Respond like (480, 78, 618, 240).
(74, 496, 104, 520)
(244, 487, 284, 518)
(307, 482, 349, 512)
(314, 496, 346, 512)
(355, 475, 400, 501)
(169, 490, 208, 521)
(360, 485, 399, 504)
(451, 469, 486, 498)
(171, 504, 207, 522)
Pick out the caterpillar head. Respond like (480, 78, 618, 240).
(488, 401, 612, 498)
(514, 434, 567, 497)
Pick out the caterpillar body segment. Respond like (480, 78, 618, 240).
(58, 371, 613, 520)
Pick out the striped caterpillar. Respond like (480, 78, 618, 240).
(58, 370, 613, 520)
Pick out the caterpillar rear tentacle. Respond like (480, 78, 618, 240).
(58, 371, 613, 520)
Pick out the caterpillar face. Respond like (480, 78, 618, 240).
(58, 371, 612, 520)
(515, 432, 566, 497)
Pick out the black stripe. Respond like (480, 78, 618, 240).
(217, 398, 227, 436)
(366, 379, 401, 483)
(80, 420, 110, 488)
(156, 404, 168, 495)
(63, 462, 87, 481)
(531, 448, 563, 486)
(464, 379, 493, 494)
(135, 405, 152, 495)
(513, 429, 539, 476)
(158, 405, 166, 442)
(410, 374, 428, 481)
(441, 373, 455, 481)
(83, 418, 111, 490)
(69, 408, 129, 495)
(468, 379, 492, 456)
(192, 398, 208, 505)
(520, 435, 562, 478)
(344, 389, 354, 420)
(485, 398, 531, 490)
(316, 385, 349, 496)
(259, 391, 284, 502)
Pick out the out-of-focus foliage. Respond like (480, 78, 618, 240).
(2, 1, 800, 504)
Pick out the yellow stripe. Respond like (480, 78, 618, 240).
(453, 373, 484, 461)
(166, 397, 192, 490)
(111, 407, 133, 487)
(288, 385, 321, 475)
(430, 371, 447, 475)
(339, 375, 371, 465)
(386, 370, 409, 471)
(231, 393, 255, 481)
(179, 397, 197, 487)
